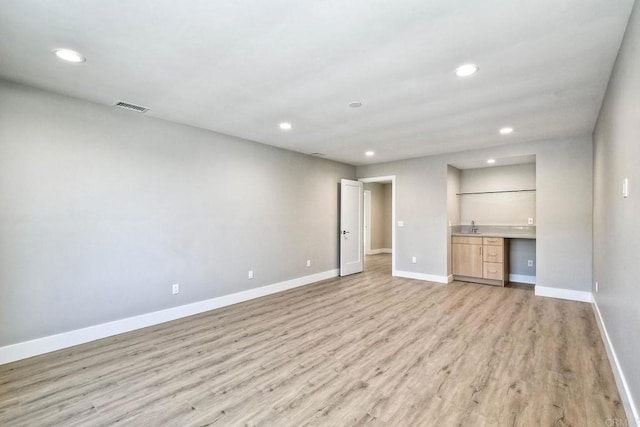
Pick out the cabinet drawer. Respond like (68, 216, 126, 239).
(483, 262, 503, 280)
(452, 236, 482, 245)
(482, 237, 503, 246)
(482, 245, 503, 263)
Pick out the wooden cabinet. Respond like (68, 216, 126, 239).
(452, 236, 509, 286)
(452, 236, 482, 277)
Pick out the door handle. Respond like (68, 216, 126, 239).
(342, 230, 350, 235)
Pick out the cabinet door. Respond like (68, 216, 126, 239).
(452, 243, 483, 277)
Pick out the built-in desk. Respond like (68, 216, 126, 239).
(450, 226, 536, 286)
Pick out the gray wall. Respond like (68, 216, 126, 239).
(446, 166, 461, 227)
(510, 239, 536, 276)
(363, 183, 392, 251)
(0, 80, 355, 346)
(459, 164, 536, 226)
(593, 0, 640, 418)
(382, 184, 392, 249)
(457, 163, 537, 278)
(364, 183, 385, 250)
(446, 165, 461, 274)
(357, 135, 592, 290)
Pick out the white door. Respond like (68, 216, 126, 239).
(340, 179, 364, 276)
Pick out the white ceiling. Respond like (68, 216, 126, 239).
(0, 0, 634, 165)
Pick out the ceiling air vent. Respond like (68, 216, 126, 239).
(114, 101, 149, 113)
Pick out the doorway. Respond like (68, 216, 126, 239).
(359, 176, 396, 275)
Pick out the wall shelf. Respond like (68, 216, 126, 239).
(456, 189, 536, 195)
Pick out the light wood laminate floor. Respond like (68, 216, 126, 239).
(0, 255, 625, 426)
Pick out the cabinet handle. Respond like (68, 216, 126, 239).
(489, 269, 498, 273)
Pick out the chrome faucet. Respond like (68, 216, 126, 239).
(471, 220, 478, 234)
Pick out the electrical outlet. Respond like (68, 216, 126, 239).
(412, 256, 417, 264)
(172, 283, 180, 295)
(306, 259, 311, 267)
(398, 221, 405, 227)
(528, 217, 534, 225)
(527, 260, 533, 267)
(595, 281, 599, 293)
(248, 270, 254, 279)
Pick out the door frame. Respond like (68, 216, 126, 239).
(359, 175, 396, 276)
(364, 190, 372, 255)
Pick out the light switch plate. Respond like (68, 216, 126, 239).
(623, 178, 629, 198)
(398, 221, 404, 227)
(527, 217, 534, 225)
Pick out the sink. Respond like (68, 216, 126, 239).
(458, 231, 482, 235)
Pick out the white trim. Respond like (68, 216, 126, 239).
(364, 190, 372, 256)
(534, 285, 593, 303)
(366, 248, 392, 255)
(447, 274, 454, 283)
(593, 299, 639, 426)
(358, 175, 396, 276)
(509, 274, 536, 284)
(395, 270, 449, 284)
(0, 269, 339, 366)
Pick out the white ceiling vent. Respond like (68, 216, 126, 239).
(114, 101, 149, 113)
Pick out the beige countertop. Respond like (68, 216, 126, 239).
(450, 225, 536, 239)
(451, 232, 536, 239)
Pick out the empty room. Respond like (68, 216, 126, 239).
(1, 0, 639, 426)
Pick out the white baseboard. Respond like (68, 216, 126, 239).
(395, 270, 449, 284)
(366, 248, 392, 255)
(0, 269, 339, 366)
(593, 299, 639, 426)
(534, 286, 593, 303)
(447, 274, 454, 283)
(509, 274, 536, 285)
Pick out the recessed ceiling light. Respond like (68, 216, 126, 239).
(499, 127, 514, 135)
(279, 122, 292, 130)
(349, 101, 362, 108)
(54, 48, 86, 63)
(487, 159, 496, 164)
(365, 151, 375, 156)
(454, 64, 478, 77)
